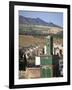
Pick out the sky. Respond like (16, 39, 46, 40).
(19, 10, 63, 27)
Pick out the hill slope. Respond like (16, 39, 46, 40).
(19, 16, 62, 28)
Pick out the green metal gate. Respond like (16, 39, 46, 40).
(40, 67, 52, 78)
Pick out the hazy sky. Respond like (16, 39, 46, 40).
(19, 10, 63, 27)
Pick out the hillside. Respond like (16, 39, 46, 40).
(19, 35, 63, 48)
(19, 16, 63, 37)
(19, 35, 45, 47)
(19, 15, 62, 28)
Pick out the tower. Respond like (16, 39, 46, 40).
(45, 36, 53, 55)
(40, 35, 53, 78)
(35, 35, 60, 78)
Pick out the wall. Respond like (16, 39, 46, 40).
(0, 0, 72, 90)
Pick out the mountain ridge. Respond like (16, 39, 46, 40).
(19, 15, 63, 29)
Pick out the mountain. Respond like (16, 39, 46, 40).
(19, 15, 62, 28)
(19, 16, 63, 36)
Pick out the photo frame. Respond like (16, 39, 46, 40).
(9, 1, 70, 89)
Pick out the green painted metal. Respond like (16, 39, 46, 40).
(40, 68, 46, 77)
(45, 36, 53, 55)
(46, 68, 52, 77)
(40, 67, 53, 78)
(40, 56, 52, 65)
(40, 36, 53, 78)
